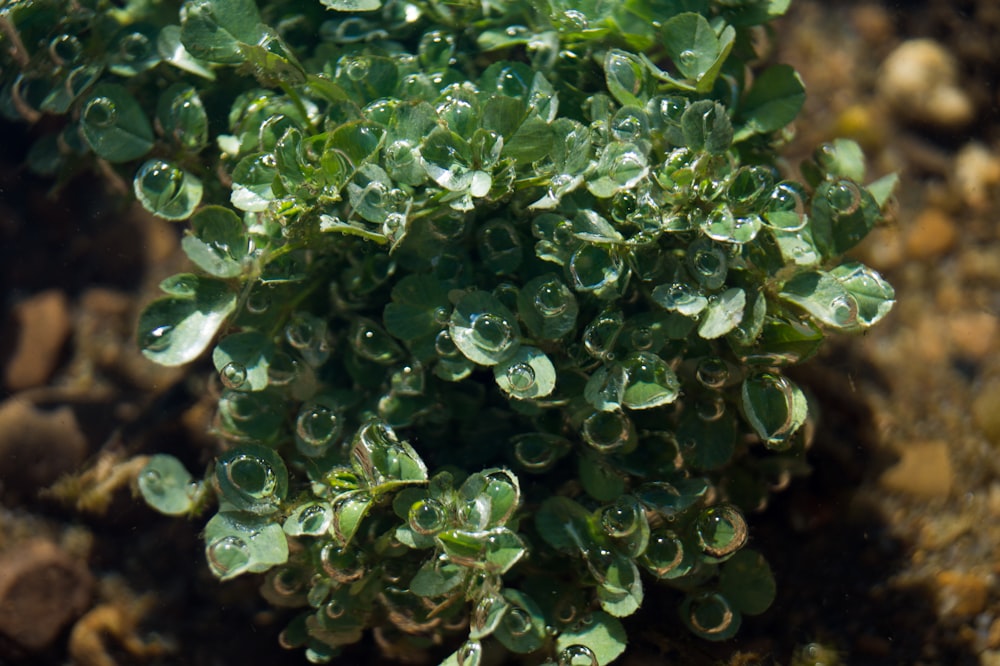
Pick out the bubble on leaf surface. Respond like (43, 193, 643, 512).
(457, 640, 482, 666)
(569, 244, 624, 294)
(583, 310, 623, 360)
(558, 644, 598, 666)
(134, 159, 203, 220)
(220, 361, 247, 389)
(620, 352, 679, 409)
(494, 346, 556, 400)
(408, 498, 447, 535)
(695, 504, 747, 558)
(138, 454, 197, 515)
(449, 291, 520, 366)
(683, 592, 739, 640)
(296, 402, 340, 451)
(216, 444, 287, 514)
(601, 496, 642, 538)
(641, 529, 687, 578)
(582, 411, 632, 453)
(207, 535, 251, 578)
(740, 372, 808, 446)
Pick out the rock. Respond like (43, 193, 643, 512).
(3, 290, 72, 391)
(933, 570, 990, 617)
(904, 208, 957, 260)
(949, 311, 999, 360)
(879, 440, 953, 499)
(0, 399, 88, 502)
(878, 39, 975, 129)
(954, 142, 1000, 211)
(0, 539, 93, 653)
(973, 381, 1000, 446)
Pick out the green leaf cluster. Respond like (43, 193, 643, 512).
(2, 0, 894, 663)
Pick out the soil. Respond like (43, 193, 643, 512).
(2, 1, 999, 665)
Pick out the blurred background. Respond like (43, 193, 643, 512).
(1, 1, 998, 664)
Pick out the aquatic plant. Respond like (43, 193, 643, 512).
(1, 0, 896, 662)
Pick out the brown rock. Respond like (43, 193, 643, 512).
(0, 399, 88, 501)
(949, 311, 999, 360)
(0, 539, 93, 652)
(3, 290, 72, 391)
(878, 39, 975, 129)
(904, 208, 957, 260)
(973, 381, 1000, 446)
(879, 440, 953, 499)
(933, 570, 990, 617)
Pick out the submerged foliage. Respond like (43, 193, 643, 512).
(2, 0, 895, 663)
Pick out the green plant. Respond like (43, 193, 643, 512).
(1, 0, 896, 663)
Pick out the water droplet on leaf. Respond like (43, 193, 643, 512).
(83, 96, 117, 128)
(408, 499, 447, 535)
(695, 504, 747, 558)
(558, 643, 598, 666)
(220, 361, 247, 389)
(207, 535, 250, 577)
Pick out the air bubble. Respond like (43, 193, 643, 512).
(351, 318, 401, 364)
(505, 362, 536, 392)
(641, 529, 685, 577)
(558, 644, 598, 666)
(224, 454, 277, 500)
(135, 160, 182, 202)
(512, 433, 564, 471)
(826, 179, 862, 216)
(621, 351, 679, 409)
(246, 290, 271, 314)
(830, 295, 858, 327)
(686, 592, 735, 636)
(296, 403, 340, 448)
(696, 357, 730, 389)
(320, 543, 366, 583)
(471, 314, 513, 352)
(533, 279, 569, 316)
(583, 311, 624, 360)
(418, 30, 456, 68)
(435, 330, 459, 357)
(695, 504, 747, 558)
(270, 567, 305, 597)
(630, 326, 654, 350)
(697, 395, 726, 422)
(652, 282, 707, 317)
(206, 535, 250, 577)
(601, 497, 642, 538)
(457, 640, 482, 666)
(504, 607, 532, 637)
(220, 361, 248, 389)
(391, 364, 425, 396)
(294, 503, 332, 534)
(120, 32, 152, 61)
(48, 34, 83, 65)
(582, 411, 632, 453)
(678, 49, 697, 67)
(570, 243, 624, 293)
(408, 499, 447, 535)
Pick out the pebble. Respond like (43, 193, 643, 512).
(954, 142, 1000, 211)
(0, 399, 88, 503)
(904, 208, 957, 260)
(973, 381, 1000, 446)
(879, 440, 953, 499)
(0, 539, 93, 653)
(933, 570, 990, 617)
(948, 311, 998, 360)
(878, 39, 975, 129)
(3, 290, 71, 391)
